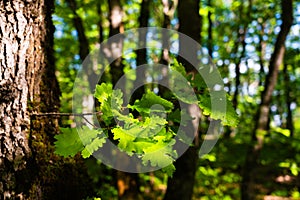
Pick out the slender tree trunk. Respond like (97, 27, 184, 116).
(158, 0, 177, 97)
(207, 0, 213, 58)
(108, 0, 125, 90)
(131, 0, 150, 102)
(97, 0, 104, 44)
(232, 0, 252, 110)
(105, 1, 142, 199)
(66, 0, 98, 91)
(164, 1, 202, 200)
(258, 22, 267, 87)
(241, 1, 293, 199)
(283, 64, 294, 137)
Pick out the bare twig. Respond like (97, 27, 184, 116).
(82, 115, 99, 128)
(30, 111, 103, 117)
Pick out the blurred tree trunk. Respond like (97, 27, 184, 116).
(132, 0, 150, 102)
(164, 1, 202, 200)
(232, 0, 252, 110)
(258, 22, 267, 87)
(108, 0, 125, 90)
(66, 0, 97, 127)
(207, 0, 213, 58)
(158, 0, 176, 97)
(105, 1, 142, 199)
(283, 64, 294, 137)
(0, 0, 92, 199)
(97, 0, 104, 44)
(241, 0, 293, 199)
(66, 0, 98, 91)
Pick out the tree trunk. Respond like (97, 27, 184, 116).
(164, 1, 202, 200)
(158, 0, 175, 97)
(0, 0, 92, 199)
(232, 0, 252, 110)
(105, 1, 142, 199)
(241, 1, 293, 199)
(131, 0, 150, 102)
(207, 0, 213, 58)
(283, 64, 294, 137)
(66, 0, 98, 91)
(108, 0, 125, 91)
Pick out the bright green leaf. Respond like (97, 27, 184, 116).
(81, 137, 107, 158)
(54, 128, 84, 157)
(129, 91, 173, 115)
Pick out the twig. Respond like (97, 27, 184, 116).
(82, 115, 99, 128)
(30, 111, 103, 117)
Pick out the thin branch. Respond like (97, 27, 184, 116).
(82, 115, 99, 128)
(30, 111, 103, 117)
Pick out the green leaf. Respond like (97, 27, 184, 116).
(120, 115, 167, 138)
(142, 140, 177, 167)
(199, 92, 239, 127)
(129, 91, 173, 115)
(169, 62, 198, 104)
(94, 83, 113, 102)
(290, 163, 299, 176)
(112, 89, 124, 111)
(170, 59, 186, 76)
(162, 164, 176, 177)
(94, 83, 126, 125)
(169, 71, 198, 104)
(77, 126, 100, 145)
(137, 116, 167, 138)
(77, 127, 107, 158)
(153, 128, 174, 142)
(167, 108, 194, 126)
(112, 127, 136, 155)
(113, 110, 139, 124)
(81, 137, 107, 158)
(54, 128, 84, 157)
(94, 83, 114, 124)
(192, 73, 207, 91)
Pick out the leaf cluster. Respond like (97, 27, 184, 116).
(54, 60, 239, 176)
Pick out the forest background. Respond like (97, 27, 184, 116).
(0, 0, 300, 200)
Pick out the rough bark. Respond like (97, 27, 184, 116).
(0, 0, 92, 199)
(0, 0, 56, 197)
(241, 1, 293, 199)
(0, 1, 36, 196)
(164, 1, 202, 200)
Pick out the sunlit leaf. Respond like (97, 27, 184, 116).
(54, 128, 84, 157)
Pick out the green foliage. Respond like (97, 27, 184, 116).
(94, 83, 115, 124)
(55, 76, 238, 175)
(141, 137, 177, 168)
(199, 93, 239, 127)
(54, 126, 107, 158)
(54, 128, 84, 157)
(129, 91, 173, 115)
